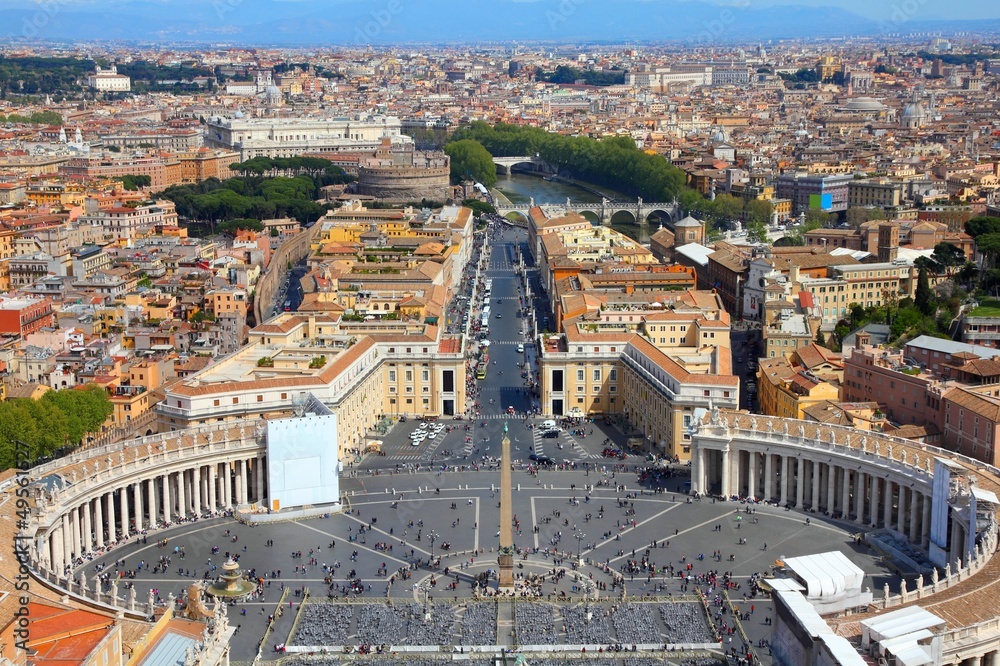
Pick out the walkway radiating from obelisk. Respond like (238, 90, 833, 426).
(498, 422, 514, 590)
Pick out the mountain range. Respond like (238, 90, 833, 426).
(1, 0, 998, 45)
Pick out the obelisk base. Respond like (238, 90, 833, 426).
(498, 552, 514, 591)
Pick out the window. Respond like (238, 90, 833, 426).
(214, 399, 220, 406)
(232, 397, 239, 404)
(593, 369, 601, 381)
(389, 370, 396, 382)
(577, 386, 584, 393)
(281, 393, 287, 400)
(422, 370, 430, 382)
(257, 395, 263, 402)
(405, 370, 413, 382)
(704, 390, 710, 397)
(577, 369, 585, 381)
(552, 370, 564, 392)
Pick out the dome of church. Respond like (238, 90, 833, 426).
(840, 96, 886, 112)
(711, 127, 729, 143)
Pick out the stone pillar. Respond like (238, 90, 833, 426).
(764, 453, 774, 501)
(82, 499, 93, 553)
(236, 460, 245, 505)
(106, 490, 116, 544)
(908, 489, 920, 543)
(62, 513, 73, 566)
(720, 449, 731, 498)
(209, 464, 218, 511)
(897, 485, 907, 535)
(94, 494, 104, 548)
(134, 482, 144, 532)
(811, 460, 820, 510)
(192, 467, 202, 516)
(870, 475, 880, 528)
(53, 522, 66, 572)
(883, 480, 894, 530)
(795, 457, 805, 508)
(255, 456, 264, 504)
(69, 506, 80, 561)
(120, 485, 130, 539)
(176, 470, 186, 520)
(826, 463, 835, 513)
(162, 473, 171, 523)
(691, 448, 703, 494)
(921, 493, 932, 549)
(841, 468, 851, 519)
(747, 451, 757, 500)
(780, 456, 790, 505)
(982, 650, 999, 666)
(223, 462, 232, 508)
(147, 476, 157, 529)
(855, 472, 866, 525)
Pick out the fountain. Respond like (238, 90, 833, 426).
(206, 559, 255, 599)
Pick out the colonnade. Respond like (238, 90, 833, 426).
(692, 447, 944, 553)
(40, 455, 266, 574)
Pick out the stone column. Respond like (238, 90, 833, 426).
(161, 473, 171, 523)
(764, 453, 774, 501)
(69, 506, 80, 561)
(147, 476, 157, 529)
(855, 472, 866, 525)
(780, 456, 790, 505)
(720, 449, 731, 498)
(921, 493, 932, 549)
(82, 499, 93, 553)
(811, 460, 820, 510)
(94, 494, 104, 548)
(795, 457, 805, 508)
(192, 467, 202, 516)
(255, 456, 264, 504)
(106, 490, 116, 544)
(224, 462, 232, 508)
(62, 513, 73, 565)
(176, 470, 186, 520)
(841, 468, 851, 519)
(53, 521, 66, 572)
(747, 451, 757, 500)
(883, 480, 894, 530)
(826, 463, 835, 513)
(120, 486, 130, 539)
(209, 464, 218, 511)
(134, 482, 144, 532)
(236, 460, 245, 505)
(909, 490, 920, 543)
(897, 485, 908, 535)
(691, 448, 703, 494)
(870, 475, 880, 528)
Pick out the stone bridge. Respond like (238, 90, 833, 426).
(491, 155, 550, 174)
(495, 197, 679, 227)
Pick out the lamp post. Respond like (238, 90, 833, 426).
(575, 530, 585, 566)
(429, 530, 440, 566)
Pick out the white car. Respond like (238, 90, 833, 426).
(411, 437, 423, 446)
(517, 343, 524, 353)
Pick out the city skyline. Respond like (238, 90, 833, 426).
(1, 0, 1000, 45)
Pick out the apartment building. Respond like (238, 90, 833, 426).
(757, 344, 843, 419)
(776, 172, 852, 215)
(157, 314, 466, 456)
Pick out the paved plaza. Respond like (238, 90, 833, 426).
(78, 464, 895, 664)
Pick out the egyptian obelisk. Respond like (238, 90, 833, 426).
(498, 421, 514, 591)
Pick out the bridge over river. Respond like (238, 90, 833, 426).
(495, 197, 679, 227)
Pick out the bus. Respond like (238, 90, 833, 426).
(476, 364, 487, 380)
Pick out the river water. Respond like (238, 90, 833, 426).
(494, 172, 629, 206)
(493, 172, 662, 240)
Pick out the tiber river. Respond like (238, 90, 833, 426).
(493, 171, 669, 239)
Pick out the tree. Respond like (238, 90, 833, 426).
(803, 209, 831, 229)
(746, 221, 768, 244)
(815, 329, 827, 349)
(444, 139, 497, 187)
(461, 199, 497, 217)
(965, 216, 1000, 239)
(931, 242, 966, 275)
(711, 193, 744, 225)
(976, 233, 1000, 271)
(745, 199, 773, 227)
(773, 235, 803, 247)
(915, 266, 934, 316)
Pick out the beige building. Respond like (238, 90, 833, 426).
(157, 313, 466, 456)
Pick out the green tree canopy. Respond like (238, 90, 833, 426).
(444, 139, 497, 187)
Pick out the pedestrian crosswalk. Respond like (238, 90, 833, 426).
(530, 428, 602, 461)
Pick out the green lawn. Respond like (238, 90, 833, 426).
(969, 300, 1000, 317)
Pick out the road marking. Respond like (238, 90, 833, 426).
(588, 503, 694, 563)
(291, 521, 415, 564)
